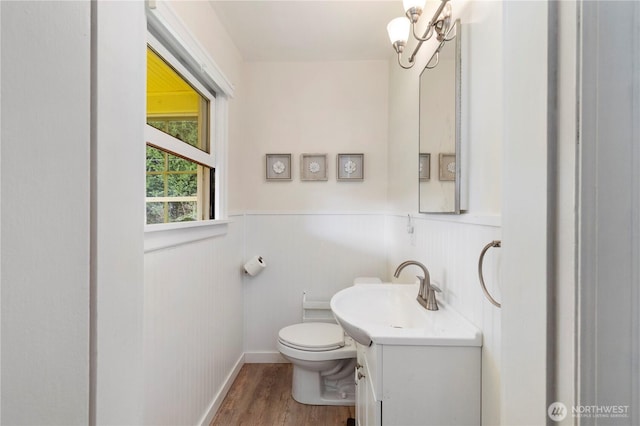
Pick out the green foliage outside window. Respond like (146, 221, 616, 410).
(148, 118, 199, 148)
(146, 118, 201, 224)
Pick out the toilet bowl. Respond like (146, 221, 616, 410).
(277, 322, 356, 405)
(277, 278, 380, 405)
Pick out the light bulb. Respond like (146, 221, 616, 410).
(387, 17, 410, 45)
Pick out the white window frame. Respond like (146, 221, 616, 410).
(145, 3, 234, 252)
(146, 35, 216, 168)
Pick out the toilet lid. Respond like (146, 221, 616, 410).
(278, 323, 345, 351)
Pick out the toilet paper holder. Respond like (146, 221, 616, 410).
(243, 255, 266, 276)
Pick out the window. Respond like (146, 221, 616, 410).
(146, 44, 216, 224)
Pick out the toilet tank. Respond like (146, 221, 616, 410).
(302, 277, 382, 323)
(353, 277, 383, 285)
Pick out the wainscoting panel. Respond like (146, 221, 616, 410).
(384, 214, 503, 426)
(243, 213, 388, 355)
(143, 217, 245, 425)
(142, 212, 502, 425)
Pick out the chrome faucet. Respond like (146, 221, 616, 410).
(393, 260, 441, 311)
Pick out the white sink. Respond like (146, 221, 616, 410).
(330, 283, 482, 346)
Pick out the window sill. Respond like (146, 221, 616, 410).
(144, 219, 230, 253)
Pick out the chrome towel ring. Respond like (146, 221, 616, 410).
(478, 240, 502, 308)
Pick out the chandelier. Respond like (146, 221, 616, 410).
(387, 0, 455, 69)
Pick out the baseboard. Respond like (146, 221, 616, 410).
(198, 353, 245, 426)
(244, 351, 289, 364)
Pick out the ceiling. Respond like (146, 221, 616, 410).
(208, 0, 404, 61)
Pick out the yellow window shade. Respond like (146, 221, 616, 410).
(147, 47, 202, 116)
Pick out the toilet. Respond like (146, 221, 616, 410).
(277, 322, 356, 405)
(277, 277, 381, 406)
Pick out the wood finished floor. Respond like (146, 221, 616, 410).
(211, 363, 355, 426)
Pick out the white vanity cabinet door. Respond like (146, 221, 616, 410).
(381, 345, 481, 426)
(354, 342, 481, 426)
(356, 343, 381, 426)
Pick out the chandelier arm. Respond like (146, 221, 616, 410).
(411, 0, 449, 43)
(429, 0, 450, 27)
(412, 20, 435, 42)
(425, 51, 440, 69)
(407, 38, 424, 64)
(443, 20, 457, 42)
(407, 0, 451, 63)
(397, 52, 415, 70)
(393, 0, 452, 70)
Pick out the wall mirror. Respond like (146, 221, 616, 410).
(419, 19, 462, 214)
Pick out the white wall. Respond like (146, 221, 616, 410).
(238, 59, 391, 358)
(554, 0, 578, 421)
(578, 2, 640, 424)
(92, 2, 147, 423)
(243, 213, 387, 358)
(385, 1, 504, 424)
(501, 2, 549, 424)
(164, 0, 245, 216)
(238, 61, 389, 213)
(1, 2, 92, 424)
(463, 1, 503, 216)
(167, 1, 243, 85)
(0, 2, 3, 417)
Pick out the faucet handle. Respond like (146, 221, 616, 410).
(425, 284, 441, 311)
(416, 276, 426, 298)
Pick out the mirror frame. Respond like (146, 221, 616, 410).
(418, 19, 462, 214)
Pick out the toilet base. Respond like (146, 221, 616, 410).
(291, 362, 356, 406)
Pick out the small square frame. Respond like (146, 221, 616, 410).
(439, 153, 456, 181)
(419, 153, 431, 181)
(300, 154, 328, 181)
(265, 154, 292, 181)
(337, 153, 364, 181)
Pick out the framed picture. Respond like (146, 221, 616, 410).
(337, 153, 364, 181)
(439, 153, 456, 181)
(419, 153, 431, 181)
(300, 154, 328, 181)
(265, 154, 292, 181)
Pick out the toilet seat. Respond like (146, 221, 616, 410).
(278, 323, 345, 351)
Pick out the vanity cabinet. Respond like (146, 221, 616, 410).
(355, 344, 381, 426)
(355, 341, 481, 426)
